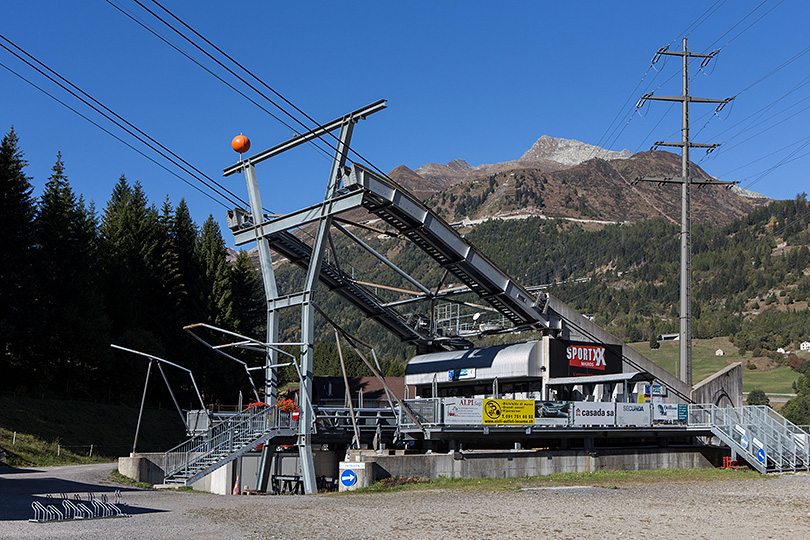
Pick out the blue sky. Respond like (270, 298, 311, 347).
(2, 1, 808, 240)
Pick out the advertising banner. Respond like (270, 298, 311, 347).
(644, 384, 667, 397)
(443, 398, 483, 425)
(548, 339, 623, 378)
(534, 401, 570, 426)
(615, 403, 651, 427)
(482, 399, 535, 425)
(653, 403, 688, 424)
(447, 368, 476, 382)
(571, 402, 616, 427)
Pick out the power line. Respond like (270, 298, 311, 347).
(742, 137, 810, 190)
(0, 60, 229, 209)
(585, 1, 728, 163)
(734, 44, 810, 99)
(105, 0, 335, 166)
(708, 99, 810, 160)
(716, 134, 810, 178)
(133, 1, 347, 163)
(712, 74, 810, 140)
(701, 0, 780, 52)
(0, 34, 246, 209)
(134, 0, 422, 207)
(677, 0, 728, 42)
(630, 1, 785, 156)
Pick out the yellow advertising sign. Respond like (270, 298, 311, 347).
(482, 399, 535, 425)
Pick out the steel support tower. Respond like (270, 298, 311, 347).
(224, 100, 386, 494)
(636, 38, 736, 387)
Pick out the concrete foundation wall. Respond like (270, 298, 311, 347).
(118, 453, 166, 485)
(692, 363, 743, 408)
(120, 446, 723, 493)
(361, 447, 722, 482)
(191, 462, 233, 495)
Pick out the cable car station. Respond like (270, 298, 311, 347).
(118, 102, 809, 494)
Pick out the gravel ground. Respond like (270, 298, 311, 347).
(2, 463, 810, 539)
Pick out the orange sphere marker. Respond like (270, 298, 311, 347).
(232, 134, 251, 154)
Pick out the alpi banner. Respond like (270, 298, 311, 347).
(549, 339, 623, 378)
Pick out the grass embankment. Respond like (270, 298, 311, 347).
(353, 467, 764, 494)
(629, 337, 803, 395)
(0, 394, 187, 467)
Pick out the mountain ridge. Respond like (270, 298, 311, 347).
(388, 136, 769, 227)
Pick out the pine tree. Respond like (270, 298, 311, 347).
(99, 177, 163, 336)
(34, 153, 108, 396)
(230, 250, 264, 337)
(172, 199, 202, 324)
(195, 215, 243, 399)
(0, 128, 38, 391)
(197, 215, 234, 328)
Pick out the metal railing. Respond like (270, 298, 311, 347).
(315, 406, 398, 431)
(398, 400, 809, 474)
(163, 406, 295, 481)
(399, 399, 442, 427)
(164, 405, 401, 485)
(689, 404, 810, 473)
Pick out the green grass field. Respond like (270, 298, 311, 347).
(628, 337, 801, 394)
(351, 467, 764, 494)
(0, 394, 187, 467)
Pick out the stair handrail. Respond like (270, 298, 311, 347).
(164, 405, 288, 480)
(689, 403, 810, 473)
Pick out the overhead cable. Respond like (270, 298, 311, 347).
(0, 60, 229, 209)
(105, 0, 335, 165)
(0, 34, 246, 209)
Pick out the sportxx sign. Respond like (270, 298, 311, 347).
(566, 344, 606, 370)
(548, 339, 623, 378)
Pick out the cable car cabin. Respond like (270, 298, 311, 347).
(404, 338, 655, 403)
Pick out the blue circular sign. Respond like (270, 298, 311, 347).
(740, 435, 749, 450)
(340, 469, 357, 487)
(757, 448, 766, 463)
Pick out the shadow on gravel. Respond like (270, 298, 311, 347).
(0, 465, 44, 475)
(0, 475, 151, 522)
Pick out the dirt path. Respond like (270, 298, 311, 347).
(2, 464, 809, 539)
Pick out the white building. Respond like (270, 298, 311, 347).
(801, 341, 810, 352)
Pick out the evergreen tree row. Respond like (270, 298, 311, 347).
(0, 128, 264, 405)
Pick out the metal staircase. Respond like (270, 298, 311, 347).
(690, 404, 810, 473)
(163, 407, 296, 486)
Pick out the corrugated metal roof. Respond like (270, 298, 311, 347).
(405, 341, 542, 385)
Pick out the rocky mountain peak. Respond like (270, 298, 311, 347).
(446, 159, 474, 172)
(519, 135, 632, 166)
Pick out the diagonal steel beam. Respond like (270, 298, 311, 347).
(223, 99, 387, 176)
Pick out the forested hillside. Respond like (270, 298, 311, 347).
(3, 126, 810, 418)
(465, 196, 810, 347)
(268, 192, 810, 378)
(0, 128, 265, 406)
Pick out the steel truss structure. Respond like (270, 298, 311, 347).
(221, 100, 696, 493)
